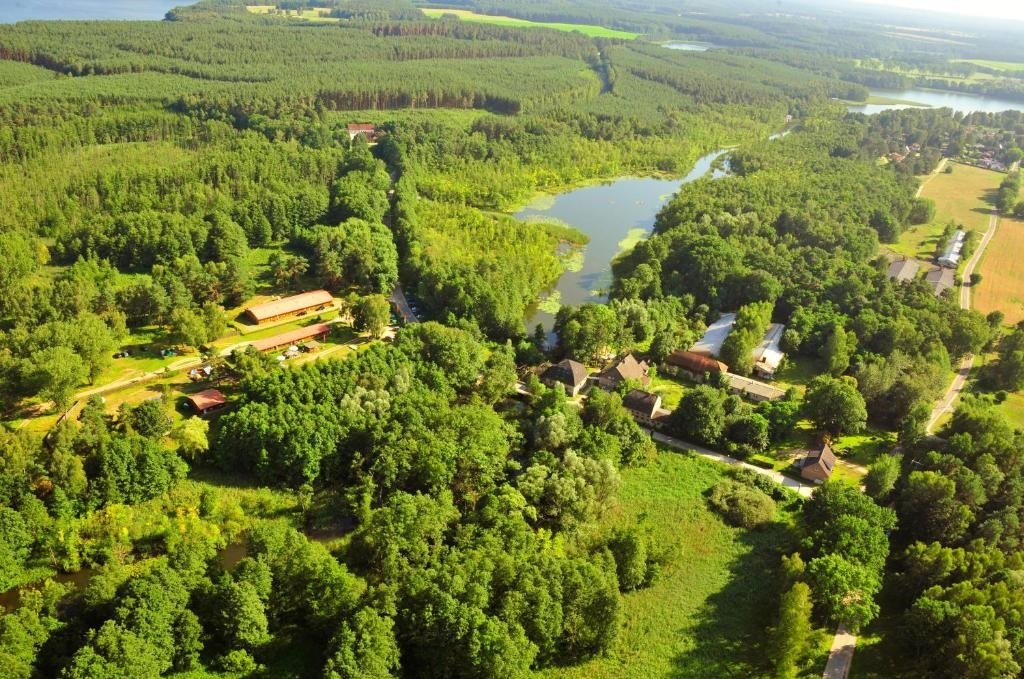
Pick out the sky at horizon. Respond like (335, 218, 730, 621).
(852, 0, 1024, 23)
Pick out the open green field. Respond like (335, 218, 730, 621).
(420, 8, 639, 39)
(648, 372, 691, 409)
(953, 58, 1024, 72)
(889, 162, 1001, 260)
(976, 215, 1024, 325)
(545, 449, 804, 679)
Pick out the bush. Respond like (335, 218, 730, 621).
(707, 480, 776, 528)
(733, 467, 789, 500)
(607, 527, 651, 592)
(217, 649, 259, 674)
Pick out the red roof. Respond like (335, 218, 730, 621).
(186, 388, 226, 411)
(244, 290, 334, 322)
(250, 323, 331, 352)
(665, 350, 727, 374)
(347, 123, 376, 132)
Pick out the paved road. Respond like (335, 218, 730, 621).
(651, 430, 815, 498)
(390, 284, 419, 324)
(822, 625, 857, 679)
(927, 210, 999, 433)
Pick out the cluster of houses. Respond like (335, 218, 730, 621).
(539, 354, 665, 425)
(886, 228, 965, 297)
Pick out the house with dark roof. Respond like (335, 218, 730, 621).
(797, 438, 836, 483)
(887, 257, 920, 283)
(663, 350, 727, 382)
(926, 266, 956, 297)
(596, 354, 650, 391)
(185, 388, 227, 415)
(540, 359, 589, 397)
(622, 389, 662, 425)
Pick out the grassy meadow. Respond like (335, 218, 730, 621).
(545, 449, 804, 679)
(420, 8, 640, 39)
(889, 162, 1001, 260)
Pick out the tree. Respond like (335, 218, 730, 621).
(864, 454, 900, 501)
(806, 554, 879, 631)
(770, 582, 813, 679)
(120, 398, 171, 438)
(908, 197, 936, 225)
(170, 417, 209, 460)
(803, 376, 867, 435)
(324, 608, 400, 679)
(168, 307, 208, 348)
(820, 323, 853, 376)
(27, 346, 87, 410)
(607, 527, 651, 592)
(725, 413, 770, 453)
(899, 471, 973, 544)
(667, 385, 726, 445)
(354, 295, 391, 339)
(707, 480, 775, 528)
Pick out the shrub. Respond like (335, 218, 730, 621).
(707, 480, 775, 528)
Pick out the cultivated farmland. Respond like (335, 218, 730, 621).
(976, 215, 1024, 324)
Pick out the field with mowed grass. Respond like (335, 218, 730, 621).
(420, 8, 639, 39)
(889, 162, 1001, 260)
(545, 449, 801, 679)
(975, 215, 1024, 324)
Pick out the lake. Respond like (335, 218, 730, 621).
(661, 42, 713, 51)
(519, 148, 732, 333)
(0, 0, 194, 22)
(848, 88, 1024, 115)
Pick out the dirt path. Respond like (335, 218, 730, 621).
(650, 430, 815, 497)
(927, 210, 999, 433)
(822, 624, 857, 679)
(915, 157, 948, 198)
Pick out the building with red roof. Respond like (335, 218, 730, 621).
(244, 290, 334, 324)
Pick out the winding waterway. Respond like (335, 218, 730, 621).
(848, 87, 1024, 115)
(518, 149, 733, 332)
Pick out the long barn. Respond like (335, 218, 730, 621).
(244, 290, 334, 324)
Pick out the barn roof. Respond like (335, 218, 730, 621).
(245, 290, 334, 322)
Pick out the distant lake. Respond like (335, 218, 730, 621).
(519, 148, 732, 333)
(661, 42, 714, 51)
(848, 87, 1024, 115)
(0, 0, 194, 22)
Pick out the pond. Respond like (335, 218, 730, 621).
(0, 0, 194, 22)
(848, 87, 1024, 115)
(518, 147, 732, 333)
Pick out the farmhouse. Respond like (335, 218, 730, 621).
(926, 266, 956, 297)
(596, 354, 650, 391)
(244, 290, 334, 324)
(797, 438, 836, 483)
(346, 123, 377, 141)
(622, 389, 662, 425)
(887, 257, 920, 283)
(937, 229, 966, 268)
(541, 359, 589, 397)
(689, 312, 736, 357)
(663, 350, 728, 382)
(724, 373, 785, 402)
(250, 323, 332, 353)
(752, 323, 786, 380)
(185, 388, 227, 415)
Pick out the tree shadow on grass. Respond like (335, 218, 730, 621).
(669, 520, 797, 679)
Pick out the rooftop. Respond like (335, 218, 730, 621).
(753, 323, 786, 371)
(887, 258, 920, 282)
(186, 388, 226, 411)
(622, 389, 661, 415)
(245, 290, 334, 322)
(725, 373, 786, 400)
(250, 323, 332, 352)
(542, 359, 589, 388)
(690, 313, 736, 358)
(665, 350, 728, 374)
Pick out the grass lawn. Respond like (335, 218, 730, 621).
(975, 214, 1024, 325)
(420, 8, 639, 39)
(953, 58, 1024, 71)
(889, 162, 1001, 260)
(544, 449, 800, 679)
(648, 372, 691, 409)
(773, 356, 822, 393)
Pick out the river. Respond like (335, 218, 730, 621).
(848, 87, 1024, 115)
(0, 0, 194, 22)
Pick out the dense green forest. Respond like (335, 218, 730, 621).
(4, 1, 1024, 677)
